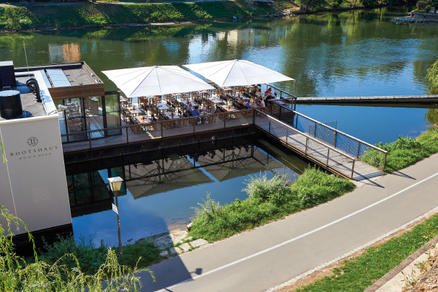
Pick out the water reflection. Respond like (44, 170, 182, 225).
(69, 139, 307, 247)
(1, 8, 437, 141)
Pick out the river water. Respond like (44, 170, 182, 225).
(2, 8, 437, 245)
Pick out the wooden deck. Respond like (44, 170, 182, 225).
(62, 111, 254, 153)
(254, 112, 384, 181)
(62, 108, 385, 181)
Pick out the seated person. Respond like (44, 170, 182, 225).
(245, 101, 252, 109)
(264, 88, 273, 97)
(192, 106, 200, 117)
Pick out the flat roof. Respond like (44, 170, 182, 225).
(0, 76, 46, 121)
(14, 62, 104, 100)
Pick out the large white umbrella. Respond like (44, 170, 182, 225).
(183, 59, 294, 88)
(102, 65, 215, 98)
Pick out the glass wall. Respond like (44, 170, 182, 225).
(55, 93, 121, 143)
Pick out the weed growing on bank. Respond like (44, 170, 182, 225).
(361, 128, 438, 172)
(189, 168, 355, 241)
(0, 205, 153, 291)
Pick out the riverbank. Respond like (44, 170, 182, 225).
(0, 0, 386, 32)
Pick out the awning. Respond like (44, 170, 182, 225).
(102, 65, 215, 98)
(183, 59, 294, 88)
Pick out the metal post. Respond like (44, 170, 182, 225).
(114, 191, 123, 260)
(334, 131, 337, 147)
(252, 110, 256, 125)
(224, 115, 226, 128)
(382, 151, 388, 171)
(286, 128, 289, 144)
(313, 123, 316, 137)
(88, 130, 92, 150)
(161, 122, 164, 137)
(356, 142, 361, 158)
(351, 159, 356, 179)
(326, 148, 330, 166)
(268, 120, 271, 133)
(305, 137, 309, 154)
(279, 106, 282, 119)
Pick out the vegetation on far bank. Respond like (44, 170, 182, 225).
(296, 208, 438, 291)
(189, 168, 355, 241)
(0, 0, 418, 31)
(0, 205, 152, 291)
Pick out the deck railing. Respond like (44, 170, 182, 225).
(254, 110, 358, 179)
(265, 101, 388, 170)
(61, 109, 254, 151)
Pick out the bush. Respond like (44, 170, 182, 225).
(39, 236, 108, 275)
(189, 168, 355, 241)
(0, 205, 150, 291)
(244, 174, 289, 202)
(361, 131, 438, 172)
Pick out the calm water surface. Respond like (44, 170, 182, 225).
(2, 8, 438, 244)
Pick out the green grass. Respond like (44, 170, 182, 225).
(189, 168, 355, 241)
(361, 127, 438, 172)
(37, 235, 162, 275)
(297, 210, 438, 291)
(0, 2, 279, 30)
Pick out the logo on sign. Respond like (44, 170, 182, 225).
(27, 137, 39, 147)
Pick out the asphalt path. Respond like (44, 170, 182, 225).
(139, 153, 438, 292)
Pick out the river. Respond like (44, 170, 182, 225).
(2, 8, 437, 245)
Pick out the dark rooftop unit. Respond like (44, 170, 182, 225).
(0, 61, 16, 90)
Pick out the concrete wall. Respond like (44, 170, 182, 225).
(0, 114, 71, 234)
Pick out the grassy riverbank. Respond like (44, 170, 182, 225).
(0, 1, 279, 31)
(296, 210, 438, 291)
(189, 168, 355, 241)
(361, 126, 438, 173)
(0, 0, 415, 31)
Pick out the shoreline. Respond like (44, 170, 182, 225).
(0, 3, 393, 33)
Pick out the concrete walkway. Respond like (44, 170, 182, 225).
(138, 153, 438, 292)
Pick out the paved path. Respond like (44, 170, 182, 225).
(138, 153, 438, 292)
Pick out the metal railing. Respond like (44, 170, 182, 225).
(61, 109, 254, 151)
(267, 84, 297, 99)
(254, 110, 358, 179)
(265, 101, 388, 170)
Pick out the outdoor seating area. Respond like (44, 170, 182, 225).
(103, 60, 293, 136)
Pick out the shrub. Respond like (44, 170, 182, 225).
(0, 205, 150, 291)
(39, 236, 107, 275)
(244, 174, 289, 202)
(190, 168, 355, 241)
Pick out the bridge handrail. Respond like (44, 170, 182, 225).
(268, 84, 297, 99)
(291, 110, 387, 154)
(255, 110, 357, 161)
(61, 109, 254, 140)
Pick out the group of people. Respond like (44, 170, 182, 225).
(123, 85, 279, 126)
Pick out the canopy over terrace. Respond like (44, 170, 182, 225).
(102, 65, 215, 98)
(183, 59, 294, 88)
